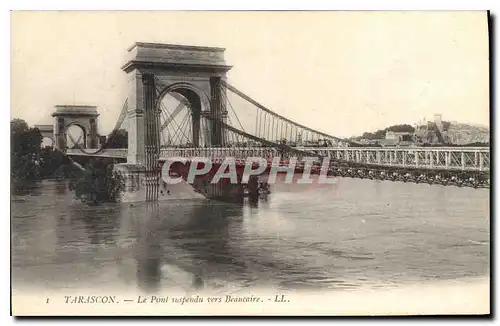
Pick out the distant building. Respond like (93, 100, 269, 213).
(378, 138, 399, 147)
(434, 113, 443, 130)
(385, 131, 413, 142)
(359, 139, 378, 145)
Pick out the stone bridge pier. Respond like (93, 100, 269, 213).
(114, 161, 251, 203)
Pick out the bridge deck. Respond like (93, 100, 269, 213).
(66, 146, 490, 173)
(159, 147, 490, 172)
(66, 148, 128, 158)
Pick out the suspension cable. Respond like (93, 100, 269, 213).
(221, 91, 245, 133)
(222, 81, 356, 146)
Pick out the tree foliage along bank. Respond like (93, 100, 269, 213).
(69, 158, 125, 204)
(106, 129, 128, 148)
(11, 118, 124, 203)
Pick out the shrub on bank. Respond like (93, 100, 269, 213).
(69, 159, 125, 204)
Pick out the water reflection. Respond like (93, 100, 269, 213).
(11, 180, 43, 197)
(132, 201, 245, 293)
(54, 181, 68, 195)
(11, 179, 490, 293)
(135, 205, 162, 293)
(82, 207, 121, 246)
(176, 202, 241, 263)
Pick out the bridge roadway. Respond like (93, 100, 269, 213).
(66, 146, 490, 188)
(66, 148, 128, 159)
(66, 147, 490, 172)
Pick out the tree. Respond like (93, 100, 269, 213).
(69, 158, 125, 204)
(361, 132, 375, 140)
(106, 129, 128, 148)
(12, 127, 43, 156)
(11, 119, 29, 135)
(386, 124, 415, 133)
(357, 123, 416, 141)
(11, 119, 43, 180)
(441, 121, 451, 131)
(38, 147, 75, 179)
(374, 129, 387, 139)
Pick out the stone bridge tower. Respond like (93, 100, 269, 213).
(121, 42, 232, 165)
(116, 42, 232, 202)
(51, 105, 100, 151)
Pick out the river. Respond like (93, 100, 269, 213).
(11, 177, 490, 296)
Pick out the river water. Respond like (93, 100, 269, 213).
(11, 177, 490, 295)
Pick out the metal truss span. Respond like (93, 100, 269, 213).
(158, 146, 490, 189)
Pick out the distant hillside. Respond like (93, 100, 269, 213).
(443, 122, 490, 145)
(352, 124, 415, 141)
(353, 121, 490, 146)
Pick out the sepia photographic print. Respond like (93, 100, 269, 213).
(10, 10, 491, 316)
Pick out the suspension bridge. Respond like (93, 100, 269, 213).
(53, 42, 489, 202)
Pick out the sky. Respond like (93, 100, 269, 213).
(11, 11, 489, 138)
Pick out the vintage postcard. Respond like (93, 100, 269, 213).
(10, 11, 490, 316)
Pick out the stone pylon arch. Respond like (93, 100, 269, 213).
(51, 105, 100, 150)
(155, 82, 212, 148)
(34, 124, 55, 148)
(121, 42, 232, 165)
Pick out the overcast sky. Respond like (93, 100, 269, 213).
(11, 11, 489, 138)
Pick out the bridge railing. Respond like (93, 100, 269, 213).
(66, 148, 128, 158)
(302, 147, 490, 172)
(159, 147, 490, 172)
(160, 147, 281, 161)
